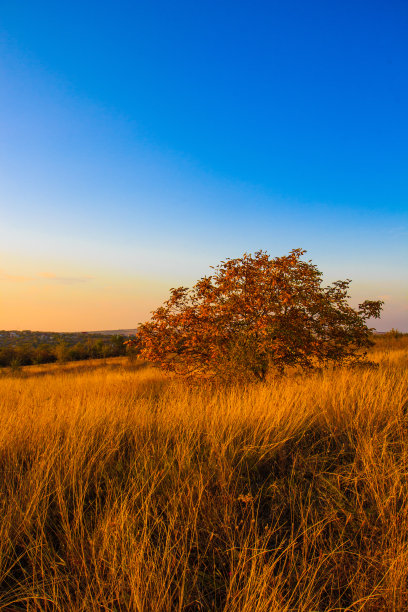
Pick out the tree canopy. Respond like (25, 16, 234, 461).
(131, 249, 383, 381)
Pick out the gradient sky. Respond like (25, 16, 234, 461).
(1, 0, 407, 332)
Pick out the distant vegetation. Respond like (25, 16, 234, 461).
(0, 338, 407, 609)
(0, 330, 132, 368)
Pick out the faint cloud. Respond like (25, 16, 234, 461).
(0, 270, 33, 282)
(0, 270, 95, 284)
(389, 226, 408, 238)
(39, 273, 95, 284)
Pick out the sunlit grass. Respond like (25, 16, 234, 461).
(0, 339, 407, 610)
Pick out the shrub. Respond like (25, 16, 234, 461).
(132, 249, 383, 381)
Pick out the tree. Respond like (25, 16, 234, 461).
(131, 249, 383, 381)
(55, 340, 69, 364)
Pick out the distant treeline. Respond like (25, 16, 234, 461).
(0, 335, 130, 368)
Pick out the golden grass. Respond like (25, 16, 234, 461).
(0, 340, 407, 611)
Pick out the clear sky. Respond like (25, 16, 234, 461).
(1, 0, 407, 332)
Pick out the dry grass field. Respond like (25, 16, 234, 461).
(0, 337, 407, 611)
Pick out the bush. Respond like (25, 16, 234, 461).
(133, 249, 383, 381)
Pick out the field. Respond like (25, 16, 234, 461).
(0, 338, 408, 611)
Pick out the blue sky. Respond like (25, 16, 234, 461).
(1, 0, 407, 331)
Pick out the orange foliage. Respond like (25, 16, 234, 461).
(130, 249, 383, 380)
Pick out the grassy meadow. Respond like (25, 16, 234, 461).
(0, 337, 408, 611)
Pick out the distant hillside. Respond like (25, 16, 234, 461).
(0, 329, 131, 367)
(87, 329, 138, 336)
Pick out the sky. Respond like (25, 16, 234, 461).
(1, 0, 407, 332)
